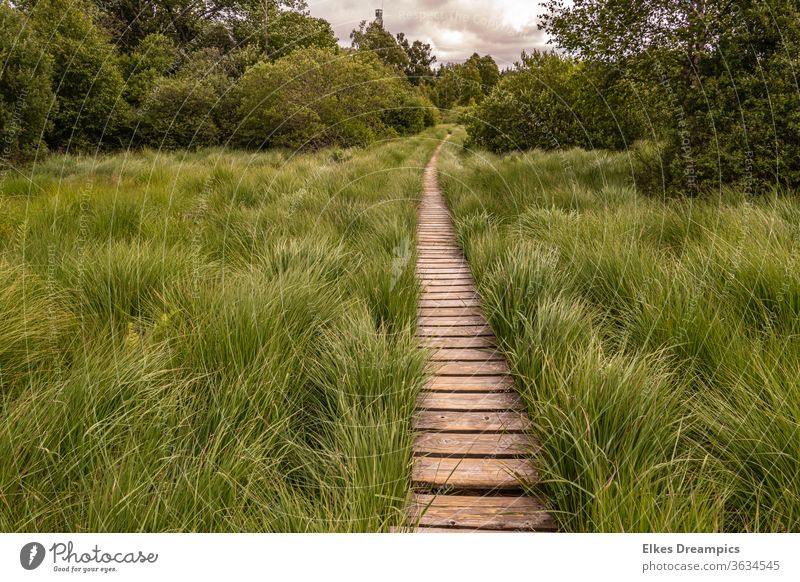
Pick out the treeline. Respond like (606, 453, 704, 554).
(0, 0, 437, 159)
(466, 0, 800, 195)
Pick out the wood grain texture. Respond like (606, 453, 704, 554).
(424, 375, 514, 392)
(409, 495, 556, 531)
(414, 411, 530, 432)
(412, 457, 537, 489)
(428, 348, 503, 361)
(417, 391, 523, 411)
(413, 432, 533, 456)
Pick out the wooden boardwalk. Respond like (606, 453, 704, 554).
(404, 142, 555, 532)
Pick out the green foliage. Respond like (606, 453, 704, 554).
(136, 76, 222, 149)
(466, 51, 642, 152)
(2, 1, 431, 154)
(267, 11, 337, 59)
(541, 0, 800, 194)
(235, 48, 431, 149)
(432, 54, 499, 109)
(350, 21, 409, 72)
(0, 4, 53, 163)
(25, 0, 128, 151)
(122, 34, 178, 106)
(396, 33, 436, 85)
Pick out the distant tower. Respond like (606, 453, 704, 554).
(375, 8, 384, 27)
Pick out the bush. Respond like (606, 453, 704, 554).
(235, 48, 427, 150)
(25, 0, 128, 151)
(0, 5, 53, 164)
(121, 34, 178, 106)
(136, 75, 222, 149)
(466, 51, 642, 153)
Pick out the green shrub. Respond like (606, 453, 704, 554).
(235, 48, 426, 149)
(466, 51, 642, 153)
(25, 0, 128, 151)
(0, 4, 53, 163)
(137, 75, 222, 149)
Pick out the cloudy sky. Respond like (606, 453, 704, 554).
(306, 0, 552, 66)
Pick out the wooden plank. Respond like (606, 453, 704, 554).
(425, 376, 514, 392)
(420, 286, 476, 294)
(414, 411, 529, 432)
(416, 325, 494, 337)
(409, 495, 556, 531)
(428, 348, 503, 361)
(417, 392, 522, 411)
(392, 527, 514, 533)
(418, 316, 486, 326)
(413, 432, 533, 456)
(418, 279, 475, 286)
(430, 361, 509, 375)
(420, 291, 479, 300)
(419, 299, 481, 308)
(418, 307, 484, 317)
(420, 336, 496, 349)
(417, 266, 470, 272)
(412, 458, 537, 489)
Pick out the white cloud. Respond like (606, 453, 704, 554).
(305, 0, 552, 65)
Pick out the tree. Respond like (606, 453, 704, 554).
(0, 4, 54, 163)
(396, 33, 436, 85)
(540, 0, 800, 194)
(266, 11, 337, 59)
(23, 0, 128, 151)
(137, 75, 221, 149)
(122, 33, 178, 106)
(92, 0, 313, 53)
(350, 20, 409, 72)
(475, 54, 500, 94)
(235, 48, 432, 149)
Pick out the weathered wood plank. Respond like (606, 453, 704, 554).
(420, 336, 496, 349)
(416, 325, 494, 337)
(412, 458, 537, 489)
(419, 299, 481, 308)
(428, 348, 503, 361)
(420, 291, 479, 300)
(413, 432, 533, 456)
(429, 361, 510, 375)
(414, 411, 530, 432)
(419, 307, 484, 317)
(425, 375, 514, 392)
(409, 495, 556, 531)
(417, 392, 523, 411)
(418, 316, 486, 326)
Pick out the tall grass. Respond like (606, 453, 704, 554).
(438, 128, 800, 532)
(0, 129, 446, 531)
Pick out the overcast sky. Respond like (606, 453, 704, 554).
(306, 0, 552, 67)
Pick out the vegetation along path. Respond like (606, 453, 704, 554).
(405, 141, 556, 532)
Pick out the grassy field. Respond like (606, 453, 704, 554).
(0, 128, 446, 531)
(438, 128, 800, 532)
(2, 123, 797, 533)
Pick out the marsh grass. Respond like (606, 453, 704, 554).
(438, 128, 800, 532)
(0, 129, 446, 531)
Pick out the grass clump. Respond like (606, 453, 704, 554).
(439, 127, 800, 532)
(0, 128, 446, 531)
